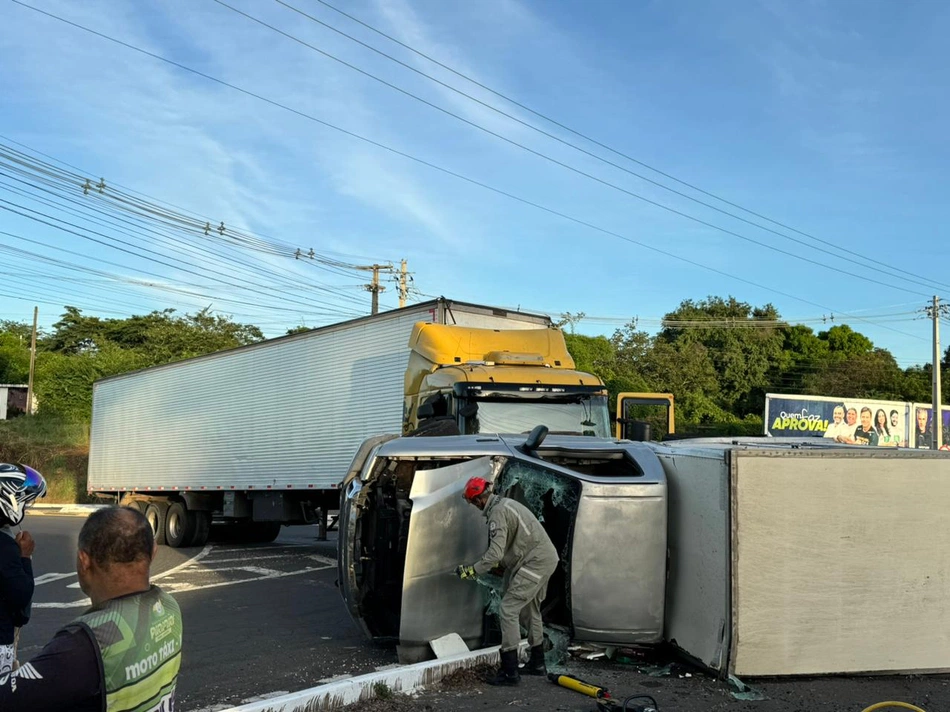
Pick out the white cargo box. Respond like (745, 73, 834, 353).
(658, 438, 950, 677)
(88, 300, 550, 494)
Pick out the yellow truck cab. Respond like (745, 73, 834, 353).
(403, 323, 611, 437)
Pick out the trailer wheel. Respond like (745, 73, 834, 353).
(188, 511, 211, 547)
(165, 501, 198, 549)
(145, 502, 169, 546)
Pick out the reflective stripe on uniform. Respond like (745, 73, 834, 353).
(502, 500, 530, 534)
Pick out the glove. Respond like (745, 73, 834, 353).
(455, 565, 476, 580)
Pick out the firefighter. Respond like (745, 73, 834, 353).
(456, 476, 559, 686)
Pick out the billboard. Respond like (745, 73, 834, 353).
(764, 394, 910, 447)
(909, 404, 950, 450)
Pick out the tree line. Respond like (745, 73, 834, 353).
(1, 297, 947, 428)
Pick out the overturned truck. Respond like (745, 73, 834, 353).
(337, 432, 668, 663)
(340, 433, 950, 677)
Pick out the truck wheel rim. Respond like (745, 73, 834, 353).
(168, 513, 181, 540)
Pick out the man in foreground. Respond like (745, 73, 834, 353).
(456, 476, 559, 686)
(0, 506, 183, 711)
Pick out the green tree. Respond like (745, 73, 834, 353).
(769, 324, 830, 395)
(564, 333, 618, 382)
(45, 307, 106, 354)
(657, 296, 786, 417)
(0, 320, 34, 342)
(34, 307, 265, 419)
(802, 348, 906, 400)
(34, 345, 150, 418)
(0, 332, 30, 384)
(819, 324, 874, 358)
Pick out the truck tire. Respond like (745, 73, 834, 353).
(189, 511, 211, 547)
(145, 502, 169, 546)
(165, 501, 198, 549)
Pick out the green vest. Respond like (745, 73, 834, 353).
(69, 586, 182, 712)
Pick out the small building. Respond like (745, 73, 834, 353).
(0, 384, 29, 420)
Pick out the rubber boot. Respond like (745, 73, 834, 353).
(487, 649, 520, 686)
(522, 645, 546, 676)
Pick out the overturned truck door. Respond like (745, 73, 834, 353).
(398, 458, 499, 661)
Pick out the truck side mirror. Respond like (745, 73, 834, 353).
(459, 403, 478, 418)
(623, 420, 652, 442)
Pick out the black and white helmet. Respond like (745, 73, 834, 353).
(0, 463, 47, 526)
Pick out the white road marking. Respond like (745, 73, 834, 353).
(199, 553, 309, 565)
(153, 543, 214, 582)
(35, 543, 213, 608)
(34, 543, 335, 609)
(34, 572, 76, 585)
(160, 565, 331, 594)
(36, 565, 333, 609)
(33, 599, 91, 609)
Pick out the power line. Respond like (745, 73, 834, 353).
(277, 0, 950, 296)
(0, 198, 363, 315)
(0, 234, 358, 317)
(211, 0, 934, 298)
(8, 0, 927, 343)
(0, 138, 397, 309)
(0, 144, 381, 315)
(0, 169, 367, 314)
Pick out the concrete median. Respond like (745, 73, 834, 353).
(214, 645, 521, 712)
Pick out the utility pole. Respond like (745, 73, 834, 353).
(398, 259, 408, 309)
(360, 264, 388, 315)
(935, 296, 942, 450)
(27, 306, 37, 416)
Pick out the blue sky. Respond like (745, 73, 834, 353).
(1, 0, 947, 367)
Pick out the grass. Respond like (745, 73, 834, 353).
(0, 414, 92, 504)
(372, 683, 394, 700)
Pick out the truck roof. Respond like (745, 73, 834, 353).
(407, 323, 575, 368)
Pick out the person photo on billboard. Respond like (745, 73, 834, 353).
(823, 405, 851, 440)
(915, 407, 933, 449)
(875, 408, 900, 447)
(851, 407, 879, 446)
(834, 405, 861, 444)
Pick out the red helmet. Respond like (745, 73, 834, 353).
(463, 476, 490, 502)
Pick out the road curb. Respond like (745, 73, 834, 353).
(217, 645, 516, 712)
(30, 503, 106, 517)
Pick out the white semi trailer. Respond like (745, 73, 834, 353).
(87, 299, 554, 547)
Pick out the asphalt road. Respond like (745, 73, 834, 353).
(19, 516, 950, 712)
(19, 515, 395, 711)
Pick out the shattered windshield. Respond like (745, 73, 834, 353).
(464, 396, 610, 437)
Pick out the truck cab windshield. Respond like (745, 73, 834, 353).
(462, 396, 611, 437)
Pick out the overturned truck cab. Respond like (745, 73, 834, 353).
(338, 432, 667, 663)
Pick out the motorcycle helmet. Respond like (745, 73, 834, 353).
(0, 463, 47, 526)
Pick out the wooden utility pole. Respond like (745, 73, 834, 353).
(27, 306, 37, 416)
(360, 264, 387, 315)
(398, 259, 408, 309)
